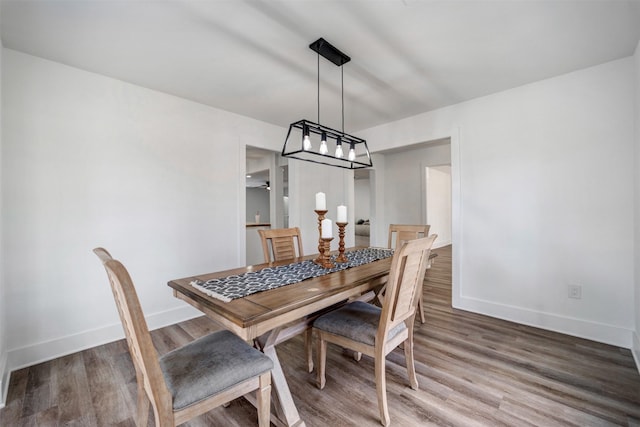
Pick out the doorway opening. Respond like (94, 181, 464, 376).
(425, 165, 452, 248)
(245, 146, 288, 265)
(354, 169, 371, 247)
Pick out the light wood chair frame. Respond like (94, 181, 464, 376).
(387, 224, 432, 323)
(387, 224, 431, 250)
(258, 227, 304, 263)
(315, 235, 437, 426)
(256, 227, 316, 372)
(93, 248, 271, 427)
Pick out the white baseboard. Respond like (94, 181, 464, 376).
(633, 331, 640, 374)
(6, 305, 201, 376)
(454, 295, 633, 349)
(0, 351, 8, 408)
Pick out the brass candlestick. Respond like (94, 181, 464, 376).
(320, 237, 335, 269)
(314, 210, 328, 265)
(336, 222, 348, 263)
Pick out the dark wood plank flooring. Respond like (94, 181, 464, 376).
(2, 245, 639, 426)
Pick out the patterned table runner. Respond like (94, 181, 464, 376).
(190, 248, 394, 302)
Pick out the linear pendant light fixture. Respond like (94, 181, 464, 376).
(281, 38, 372, 169)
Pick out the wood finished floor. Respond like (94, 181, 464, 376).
(2, 245, 640, 426)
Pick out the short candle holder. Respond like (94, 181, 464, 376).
(336, 222, 348, 263)
(320, 237, 335, 269)
(314, 210, 328, 265)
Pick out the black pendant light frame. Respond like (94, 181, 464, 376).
(282, 38, 373, 170)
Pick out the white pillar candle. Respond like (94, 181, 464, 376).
(321, 218, 333, 238)
(337, 205, 347, 223)
(315, 192, 326, 210)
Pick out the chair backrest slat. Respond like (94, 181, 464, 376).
(258, 227, 304, 263)
(387, 224, 431, 250)
(378, 235, 437, 339)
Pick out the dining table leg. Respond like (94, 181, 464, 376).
(255, 326, 307, 427)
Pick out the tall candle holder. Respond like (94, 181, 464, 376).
(336, 222, 348, 263)
(320, 237, 335, 269)
(314, 209, 328, 265)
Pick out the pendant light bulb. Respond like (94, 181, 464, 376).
(335, 137, 344, 158)
(303, 126, 311, 151)
(319, 132, 328, 154)
(319, 141, 328, 155)
(348, 142, 356, 161)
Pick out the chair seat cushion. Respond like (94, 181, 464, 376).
(313, 301, 406, 346)
(160, 330, 273, 410)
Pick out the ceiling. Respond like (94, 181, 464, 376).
(2, 1, 639, 132)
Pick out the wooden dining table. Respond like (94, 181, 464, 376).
(168, 250, 393, 427)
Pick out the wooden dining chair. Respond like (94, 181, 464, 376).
(387, 224, 433, 323)
(93, 248, 273, 427)
(387, 224, 430, 250)
(313, 235, 437, 427)
(257, 227, 315, 372)
(258, 227, 304, 262)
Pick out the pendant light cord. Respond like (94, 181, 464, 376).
(341, 66, 344, 133)
(318, 52, 345, 132)
(317, 52, 320, 124)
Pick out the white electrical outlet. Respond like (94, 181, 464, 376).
(568, 284, 582, 299)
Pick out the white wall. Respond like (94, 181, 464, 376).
(288, 160, 353, 254)
(382, 142, 451, 234)
(368, 154, 386, 247)
(0, 25, 6, 407)
(634, 40, 640, 368)
(1, 49, 284, 375)
(354, 178, 370, 221)
(246, 224, 270, 266)
(246, 187, 270, 223)
(362, 57, 635, 348)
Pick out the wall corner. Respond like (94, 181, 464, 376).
(633, 331, 640, 375)
(0, 352, 7, 407)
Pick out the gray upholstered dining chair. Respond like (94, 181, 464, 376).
(387, 224, 433, 323)
(93, 248, 273, 427)
(313, 235, 437, 427)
